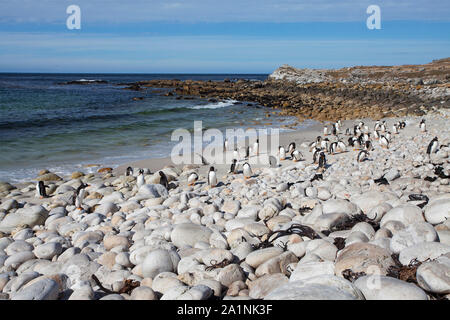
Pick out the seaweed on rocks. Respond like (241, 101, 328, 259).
(205, 259, 233, 271)
(330, 213, 380, 232)
(333, 237, 346, 250)
(252, 223, 322, 250)
(407, 194, 429, 208)
(386, 254, 422, 283)
(374, 175, 389, 185)
(91, 274, 140, 295)
(342, 269, 367, 282)
(298, 206, 313, 216)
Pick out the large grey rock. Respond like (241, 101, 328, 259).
(354, 275, 428, 300)
(142, 249, 180, 279)
(11, 278, 60, 300)
(170, 223, 213, 248)
(351, 191, 398, 214)
(322, 199, 360, 216)
(390, 222, 438, 253)
(416, 255, 450, 294)
(424, 199, 450, 225)
(264, 279, 360, 300)
(137, 184, 168, 199)
(380, 205, 424, 228)
(399, 242, 450, 266)
(290, 261, 335, 282)
(0, 205, 48, 233)
(33, 242, 63, 260)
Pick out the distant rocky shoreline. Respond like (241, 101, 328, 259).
(123, 58, 450, 122)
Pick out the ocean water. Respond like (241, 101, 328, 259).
(0, 73, 309, 183)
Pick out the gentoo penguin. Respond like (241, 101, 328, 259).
(224, 138, 229, 151)
(427, 137, 439, 155)
(329, 142, 338, 155)
(400, 121, 406, 129)
(74, 183, 89, 209)
(318, 152, 326, 169)
(229, 159, 238, 174)
(374, 120, 381, 131)
(337, 139, 346, 153)
(159, 171, 169, 190)
(245, 146, 250, 159)
(385, 131, 392, 142)
(187, 172, 198, 186)
(126, 167, 133, 176)
(137, 169, 145, 188)
(233, 147, 239, 161)
(323, 126, 329, 136)
(420, 119, 426, 133)
(332, 123, 337, 136)
(279, 146, 286, 161)
(380, 121, 386, 133)
(354, 125, 361, 136)
(253, 139, 259, 156)
(36, 181, 49, 199)
(365, 140, 374, 151)
(379, 135, 389, 149)
(373, 130, 380, 140)
(345, 128, 351, 136)
(357, 150, 369, 162)
(291, 149, 302, 162)
(243, 162, 252, 179)
(363, 132, 370, 142)
(320, 138, 329, 152)
(393, 123, 399, 134)
(309, 136, 322, 151)
(288, 142, 296, 154)
(312, 148, 321, 164)
(208, 166, 217, 187)
(358, 121, 365, 129)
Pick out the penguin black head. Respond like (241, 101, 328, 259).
(232, 159, 237, 164)
(126, 167, 133, 176)
(209, 166, 215, 172)
(139, 169, 144, 175)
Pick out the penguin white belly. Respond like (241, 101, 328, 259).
(243, 165, 252, 178)
(137, 175, 145, 188)
(208, 171, 217, 187)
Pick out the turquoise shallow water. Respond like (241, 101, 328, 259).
(0, 73, 305, 183)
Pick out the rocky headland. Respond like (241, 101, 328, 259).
(124, 58, 450, 121)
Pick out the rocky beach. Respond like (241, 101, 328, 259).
(0, 59, 449, 301)
(0, 112, 449, 300)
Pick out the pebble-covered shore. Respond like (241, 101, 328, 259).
(0, 115, 449, 300)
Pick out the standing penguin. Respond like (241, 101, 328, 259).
(329, 142, 338, 155)
(365, 140, 374, 151)
(321, 138, 329, 151)
(373, 130, 380, 140)
(224, 138, 229, 151)
(427, 137, 439, 155)
(420, 119, 426, 133)
(187, 172, 198, 186)
(159, 171, 169, 190)
(288, 142, 296, 154)
(74, 183, 89, 209)
(126, 167, 133, 176)
(229, 159, 238, 174)
(393, 123, 399, 134)
(312, 148, 321, 164)
(253, 139, 259, 156)
(357, 150, 369, 162)
(379, 135, 389, 149)
(243, 162, 252, 179)
(137, 169, 145, 188)
(233, 147, 239, 161)
(36, 181, 49, 199)
(385, 131, 392, 142)
(279, 146, 286, 161)
(208, 166, 217, 187)
(318, 152, 327, 169)
(332, 123, 337, 136)
(323, 126, 329, 136)
(245, 146, 250, 159)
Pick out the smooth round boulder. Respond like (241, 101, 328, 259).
(170, 223, 213, 248)
(354, 275, 428, 300)
(33, 242, 63, 260)
(380, 205, 424, 228)
(142, 249, 180, 279)
(390, 222, 438, 253)
(424, 199, 450, 225)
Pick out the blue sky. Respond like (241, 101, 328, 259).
(0, 0, 449, 73)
